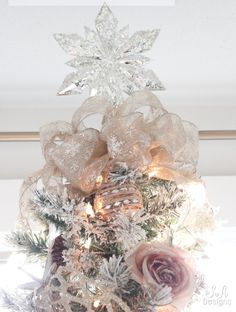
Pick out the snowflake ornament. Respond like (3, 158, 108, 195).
(54, 3, 164, 106)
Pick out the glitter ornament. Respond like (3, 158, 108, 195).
(94, 181, 143, 220)
(54, 3, 164, 106)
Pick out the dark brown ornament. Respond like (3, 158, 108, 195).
(51, 235, 67, 267)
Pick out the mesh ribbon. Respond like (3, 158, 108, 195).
(19, 90, 199, 225)
(39, 90, 199, 194)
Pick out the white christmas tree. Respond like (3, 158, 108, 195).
(0, 4, 215, 312)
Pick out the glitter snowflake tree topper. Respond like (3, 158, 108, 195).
(54, 3, 164, 106)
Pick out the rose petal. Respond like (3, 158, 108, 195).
(126, 242, 196, 310)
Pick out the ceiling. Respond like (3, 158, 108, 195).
(0, 0, 236, 177)
(0, 0, 236, 102)
(8, 0, 176, 5)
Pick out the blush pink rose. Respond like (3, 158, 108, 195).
(158, 304, 178, 312)
(126, 242, 196, 310)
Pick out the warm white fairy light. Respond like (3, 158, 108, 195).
(95, 175, 103, 187)
(84, 237, 92, 249)
(94, 196, 105, 212)
(93, 300, 100, 308)
(85, 203, 95, 217)
(147, 167, 159, 178)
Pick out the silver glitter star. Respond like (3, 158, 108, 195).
(54, 3, 164, 106)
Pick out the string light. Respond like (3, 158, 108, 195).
(84, 237, 92, 249)
(85, 203, 95, 217)
(94, 196, 105, 211)
(95, 175, 103, 187)
(93, 300, 100, 308)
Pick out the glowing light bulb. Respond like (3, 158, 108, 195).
(147, 167, 158, 178)
(93, 300, 100, 308)
(84, 237, 92, 249)
(95, 175, 103, 187)
(94, 196, 104, 211)
(85, 203, 95, 217)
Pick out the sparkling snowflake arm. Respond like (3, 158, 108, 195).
(54, 33, 101, 57)
(57, 71, 90, 96)
(121, 29, 160, 54)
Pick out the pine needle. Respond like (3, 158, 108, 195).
(6, 231, 48, 257)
